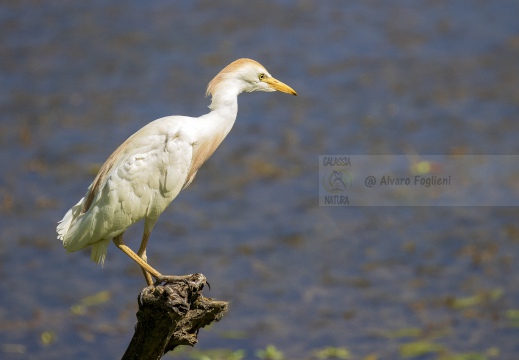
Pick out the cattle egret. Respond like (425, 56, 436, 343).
(57, 58, 297, 285)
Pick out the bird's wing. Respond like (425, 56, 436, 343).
(63, 118, 193, 251)
(109, 131, 193, 220)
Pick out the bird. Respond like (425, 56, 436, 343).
(57, 58, 297, 285)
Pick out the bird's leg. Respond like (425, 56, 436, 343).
(113, 234, 162, 281)
(113, 234, 194, 286)
(137, 231, 154, 286)
(113, 235, 192, 285)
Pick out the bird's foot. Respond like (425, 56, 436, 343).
(154, 274, 195, 286)
(153, 273, 210, 291)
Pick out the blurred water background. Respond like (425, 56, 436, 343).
(1, 1, 519, 359)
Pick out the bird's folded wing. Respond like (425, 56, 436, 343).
(63, 131, 192, 250)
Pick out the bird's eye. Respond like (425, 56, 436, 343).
(258, 73, 266, 81)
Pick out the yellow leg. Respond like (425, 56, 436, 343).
(113, 234, 162, 280)
(113, 233, 193, 285)
(137, 231, 154, 286)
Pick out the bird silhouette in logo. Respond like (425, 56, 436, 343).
(327, 170, 348, 192)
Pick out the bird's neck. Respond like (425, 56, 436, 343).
(185, 93, 238, 180)
(208, 84, 239, 113)
(195, 91, 239, 143)
(208, 97, 238, 121)
(205, 87, 240, 133)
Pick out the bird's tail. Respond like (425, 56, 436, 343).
(90, 239, 110, 266)
(57, 198, 83, 242)
(57, 198, 111, 266)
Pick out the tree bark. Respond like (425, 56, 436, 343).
(121, 273, 228, 360)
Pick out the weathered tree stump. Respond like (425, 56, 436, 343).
(121, 273, 228, 360)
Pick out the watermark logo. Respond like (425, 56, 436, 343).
(319, 155, 519, 206)
(322, 169, 352, 193)
(320, 156, 352, 205)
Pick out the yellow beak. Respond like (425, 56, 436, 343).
(262, 76, 298, 96)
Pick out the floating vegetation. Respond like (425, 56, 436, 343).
(168, 341, 499, 360)
(446, 288, 503, 310)
(255, 345, 285, 360)
(70, 290, 111, 315)
(312, 346, 351, 359)
(505, 309, 519, 327)
(438, 353, 487, 360)
(40, 331, 57, 346)
(399, 341, 444, 358)
(185, 348, 246, 360)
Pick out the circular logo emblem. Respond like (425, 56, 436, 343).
(322, 169, 352, 193)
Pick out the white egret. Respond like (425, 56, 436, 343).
(57, 58, 297, 285)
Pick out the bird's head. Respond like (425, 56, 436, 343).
(206, 58, 297, 99)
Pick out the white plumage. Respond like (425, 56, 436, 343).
(57, 58, 297, 285)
